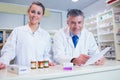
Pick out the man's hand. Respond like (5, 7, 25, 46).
(71, 54, 90, 66)
(0, 62, 6, 69)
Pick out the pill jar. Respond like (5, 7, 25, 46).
(31, 61, 37, 69)
(38, 61, 44, 69)
(44, 60, 49, 68)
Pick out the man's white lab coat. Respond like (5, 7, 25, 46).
(53, 27, 99, 64)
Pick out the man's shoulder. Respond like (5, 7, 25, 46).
(81, 28, 93, 37)
(55, 27, 68, 35)
(82, 28, 92, 34)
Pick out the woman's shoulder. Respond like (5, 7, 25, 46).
(13, 25, 26, 31)
(11, 25, 26, 34)
(40, 28, 50, 35)
(38, 28, 51, 39)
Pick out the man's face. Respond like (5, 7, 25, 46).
(67, 15, 84, 35)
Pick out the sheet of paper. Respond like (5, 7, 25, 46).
(84, 47, 111, 66)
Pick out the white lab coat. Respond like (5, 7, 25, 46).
(0, 24, 52, 67)
(53, 27, 99, 64)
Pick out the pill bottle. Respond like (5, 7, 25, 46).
(44, 60, 49, 68)
(31, 61, 37, 69)
(38, 61, 44, 69)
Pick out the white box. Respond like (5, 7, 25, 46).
(63, 63, 73, 70)
(7, 65, 29, 74)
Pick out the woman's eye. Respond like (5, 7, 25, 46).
(37, 12, 41, 15)
(30, 10, 41, 15)
(31, 10, 35, 13)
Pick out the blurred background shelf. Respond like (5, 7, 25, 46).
(85, 3, 120, 59)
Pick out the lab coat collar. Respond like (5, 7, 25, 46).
(70, 32, 80, 38)
(25, 24, 42, 34)
(65, 27, 81, 37)
(64, 26, 82, 39)
(64, 27, 74, 48)
(64, 27, 84, 49)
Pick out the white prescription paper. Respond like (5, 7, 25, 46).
(84, 47, 111, 66)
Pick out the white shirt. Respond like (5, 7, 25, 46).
(0, 24, 52, 67)
(53, 27, 99, 64)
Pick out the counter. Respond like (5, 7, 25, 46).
(0, 60, 120, 80)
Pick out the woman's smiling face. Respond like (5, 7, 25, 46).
(28, 4, 44, 25)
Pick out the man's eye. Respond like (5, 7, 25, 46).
(71, 22, 75, 24)
(78, 21, 81, 24)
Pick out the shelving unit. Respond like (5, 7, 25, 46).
(84, 3, 120, 59)
(0, 28, 12, 57)
(97, 10, 116, 59)
(0, 28, 13, 49)
(85, 6, 120, 59)
(84, 16, 98, 44)
(112, 3, 120, 60)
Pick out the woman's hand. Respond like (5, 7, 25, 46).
(0, 62, 6, 69)
(49, 62, 56, 66)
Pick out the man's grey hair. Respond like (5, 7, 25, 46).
(67, 9, 84, 18)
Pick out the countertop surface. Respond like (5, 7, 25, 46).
(0, 60, 120, 80)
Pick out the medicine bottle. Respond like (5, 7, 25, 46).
(44, 60, 49, 68)
(31, 61, 37, 69)
(38, 61, 44, 69)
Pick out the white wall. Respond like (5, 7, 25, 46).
(0, 8, 67, 30)
(25, 9, 67, 30)
(0, 0, 108, 29)
(0, 12, 24, 28)
(62, 11, 67, 27)
(83, 0, 111, 17)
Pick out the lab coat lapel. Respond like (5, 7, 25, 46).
(73, 29, 85, 55)
(74, 37, 83, 54)
(64, 27, 74, 48)
(68, 37, 74, 48)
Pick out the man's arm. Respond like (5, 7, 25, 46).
(71, 54, 90, 66)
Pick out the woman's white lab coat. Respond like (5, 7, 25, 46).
(0, 24, 52, 66)
(53, 27, 99, 64)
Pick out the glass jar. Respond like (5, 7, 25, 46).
(44, 60, 49, 68)
(31, 61, 37, 69)
(38, 61, 44, 69)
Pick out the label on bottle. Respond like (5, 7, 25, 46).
(38, 61, 44, 68)
(44, 60, 49, 68)
(31, 61, 37, 69)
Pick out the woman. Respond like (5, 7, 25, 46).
(0, 1, 54, 69)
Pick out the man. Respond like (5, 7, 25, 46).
(53, 9, 104, 66)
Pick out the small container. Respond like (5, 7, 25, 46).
(31, 61, 37, 69)
(38, 61, 44, 69)
(63, 63, 73, 70)
(44, 60, 49, 68)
